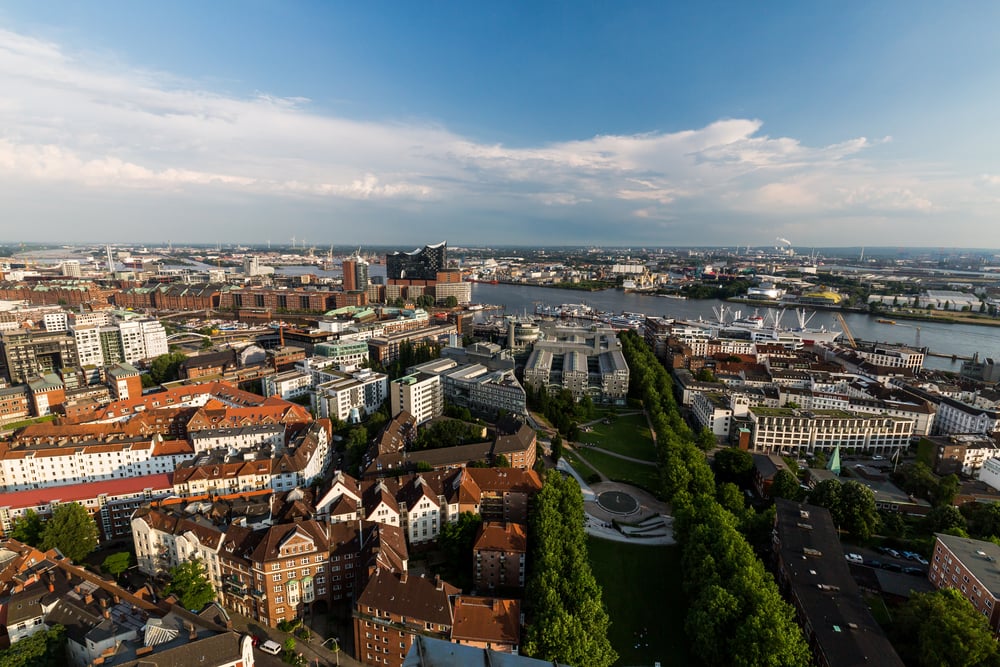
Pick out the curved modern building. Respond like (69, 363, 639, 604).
(387, 241, 447, 281)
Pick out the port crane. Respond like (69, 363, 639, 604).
(835, 313, 857, 349)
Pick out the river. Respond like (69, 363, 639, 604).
(468, 283, 1000, 373)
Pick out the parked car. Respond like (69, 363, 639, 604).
(865, 559, 883, 569)
(883, 562, 903, 573)
(845, 553, 864, 564)
(914, 555, 929, 566)
(901, 551, 920, 560)
(260, 640, 282, 656)
(877, 546, 901, 558)
(903, 567, 925, 576)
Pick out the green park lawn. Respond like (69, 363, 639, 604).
(561, 448, 595, 480)
(577, 413, 657, 462)
(588, 537, 690, 666)
(576, 447, 663, 498)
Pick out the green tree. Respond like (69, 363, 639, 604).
(695, 368, 716, 382)
(807, 480, 842, 519)
(102, 552, 133, 579)
(438, 512, 483, 589)
(10, 509, 45, 546)
(837, 481, 880, 540)
(445, 295, 459, 308)
(697, 427, 717, 451)
(924, 505, 967, 535)
(934, 474, 961, 507)
(0, 624, 66, 667)
(770, 470, 803, 501)
(891, 589, 1000, 667)
(714, 448, 754, 486)
(40, 503, 98, 562)
(495, 453, 511, 467)
(550, 435, 563, 462)
(165, 558, 216, 611)
(149, 352, 188, 384)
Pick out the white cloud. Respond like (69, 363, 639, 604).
(0, 26, 991, 245)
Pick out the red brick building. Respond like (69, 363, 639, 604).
(472, 522, 527, 591)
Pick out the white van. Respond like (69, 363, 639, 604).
(260, 640, 282, 655)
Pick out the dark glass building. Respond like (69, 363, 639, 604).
(386, 242, 447, 281)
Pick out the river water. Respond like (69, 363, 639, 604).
(468, 283, 1000, 373)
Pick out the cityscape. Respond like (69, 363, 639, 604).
(2, 3, 1000, 667)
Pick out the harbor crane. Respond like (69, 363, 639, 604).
(835, 313, 857, 349)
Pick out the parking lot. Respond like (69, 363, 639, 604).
(842, 544, 929, 577)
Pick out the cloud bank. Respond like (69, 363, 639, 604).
(0, 27, 991, 245)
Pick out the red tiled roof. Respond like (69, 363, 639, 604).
(0, 473, 174, 509)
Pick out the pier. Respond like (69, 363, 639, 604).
(925, 350, 974, 361)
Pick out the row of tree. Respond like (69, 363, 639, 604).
(522, 473, 616, 667)
(619, 331, 811, 666)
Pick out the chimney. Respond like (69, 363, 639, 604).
(102, 609, 110, 620)
(400, 572, 408, 584)
(100, 597, 108, 608)
(434, 574, 442, 591)
(47, 581, 54, 593)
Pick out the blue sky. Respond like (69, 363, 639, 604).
(1, 1, 999, 247)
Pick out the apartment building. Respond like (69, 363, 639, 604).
(390, 372, 442, 425)
(748, 407, 913, 456)
(315, 369, 389, 423)
(929, 533, 1000, 633)
(353, 570, 459, 667)
(473, 522, 527, 591)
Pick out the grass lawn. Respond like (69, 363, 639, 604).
(562, 448, 597, 479)
(588, 537, 690, 666)
(577, 413, 657, 462)
(577, 447, 663, 498)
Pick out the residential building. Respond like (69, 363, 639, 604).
(473, 522, 527, 591)
(773, 500, 904, 666)
(391, 372, 443, 425)
(314, 339, 370, 368)
(929, 434, 1000, 476)
(263, 369, 313, 400)
(450, 596, 521, 653)
(72, 324, 105, 367)
(748, 407, 913, 456)
(353, 570, 459, 667)
(314, 369, 389, 423)
(523, 323, 629, 405)
(929, 533, 1000, 633)
(0, 329, 80, 383)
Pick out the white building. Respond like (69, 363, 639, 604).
(263, 370, 313, 401)
(391, 372, 442, 425)
(140, 318, 169, 358)
(72, 324, 105, 367)
(43, 312, 68, 332)
(314, 369, 388, 423)
(934, 398, 1000, 436)
(748, 407, 913, 456)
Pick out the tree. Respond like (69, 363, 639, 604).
(0, 624, 66, 667)
(714, 448, 754, 486)
(102, 552, 133, 579)
(807, 479, 842, 520)
(10, 509, 45, 547)
(837, 481, 879, 540)
(695, 368, 716, 382)
(445, 295, 459, 308)
(924, 505, 967, 535)
(438, 512, 483, 589)
(550, 435, 563, 462)
(697, 427, 717, 451)
(770, 470, 803, 501)
(149, 352, 188, 384)
(891, 589, 1000, 667)
(40, 503, 98, 562)
(934, 474, 961, 507)
(165, 558, 216, 611)
(495, 453, 511, 467)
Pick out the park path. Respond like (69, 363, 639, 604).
(579, 444, 658, 467)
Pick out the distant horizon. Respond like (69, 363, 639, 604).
(6, 241, 1000, 256)
(2, 3, 999, 246)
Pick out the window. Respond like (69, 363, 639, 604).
(301, 557, 310, 565)
(272, 574, 282, 582)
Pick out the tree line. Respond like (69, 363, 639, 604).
(522, 473, 616, 667)
(619, 330, 811, 666)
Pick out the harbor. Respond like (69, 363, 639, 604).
(468, 282, 1000, 372)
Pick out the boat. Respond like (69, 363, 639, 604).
(658, 293, 688, 300)
(877, 319, 897, 325)
(675, 306, 842, 345)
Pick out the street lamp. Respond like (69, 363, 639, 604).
(320, 637, 340, 666)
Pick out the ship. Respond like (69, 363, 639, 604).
(680, 306, 842, 345)
(877, 319, 897, 325)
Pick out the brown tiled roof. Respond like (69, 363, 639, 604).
(357, 569, 458, 627)
(473, 522, 527, 553)
(451, 596, 521, 645)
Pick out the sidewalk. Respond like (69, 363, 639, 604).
(228, 610, 360, 667)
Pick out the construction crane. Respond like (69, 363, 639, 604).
(835, 313, 857, 349)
